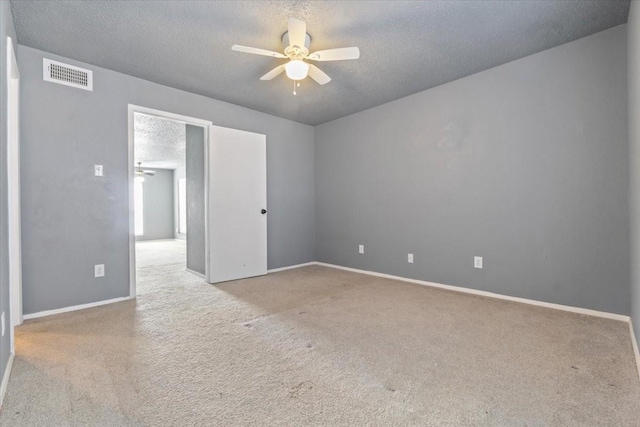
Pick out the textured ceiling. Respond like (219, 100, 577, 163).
(11, 0, 630, 125)
(134, 113, 185, 170)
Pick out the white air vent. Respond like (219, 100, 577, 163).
(43, 58, 93, 91)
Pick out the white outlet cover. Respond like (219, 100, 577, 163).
(359, 245, 364, 254)
(95, 264, 105, 278)
(1, 312, 4, 337)
(94, 164, 104, 176)
(408, 253, 414, 263)
(474, 256, 483, 269)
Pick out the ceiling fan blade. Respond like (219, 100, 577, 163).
(143, 171, 156, 176)
(308, 64, 331, 85)
(231, 45, 286, 59)
(260, 65, 286, 81)
(288, 18, 306, 48)
(307, 47, 360, 61)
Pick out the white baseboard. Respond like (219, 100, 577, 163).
(268, 262, 317, 273)
(630, 321, 640, 380)
(0, 352, 14, 408)
(136, 238, 183, 243)
(185, 268, 205, 278)
(23, 296, 134, 321)
(315, 262, 630, 323)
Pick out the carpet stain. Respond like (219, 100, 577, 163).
(288, 381, 314, 398)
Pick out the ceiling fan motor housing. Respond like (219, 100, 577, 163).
(282, 31, 312, 58)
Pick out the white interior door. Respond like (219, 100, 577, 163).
(208, 125, 267, 283)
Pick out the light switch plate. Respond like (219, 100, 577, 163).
(474, 256, 483, 269)
(95, 264, 105, 278)
(408, 253, 414, 263)
(359, 245, 364, 254)
(1, 312, 4, 337)
(94, 164, 103, 176)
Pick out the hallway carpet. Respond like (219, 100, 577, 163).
(1, 241, 639, 425)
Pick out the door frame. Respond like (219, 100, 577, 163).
(127, 105, 212, 297)
(7, 36, 21, 351)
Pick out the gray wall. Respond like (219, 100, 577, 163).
(136, 168, 174, 241)
(19, 45, 315, 315)
(173, 165, 185, 240)
(185, 125, 205, 274)
(0, 0, 17, 383)
(629, 3, 640, 342)
(315, 25, 629, 315)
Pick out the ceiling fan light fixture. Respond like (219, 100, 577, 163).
(231, 18, 359, 90)
(285, 60, 309, 80)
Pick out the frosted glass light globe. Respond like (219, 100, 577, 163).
(285, 60, 309, 80)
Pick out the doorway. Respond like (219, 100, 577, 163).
(128, 106, 212, 296)
(128, 105, 269, 296)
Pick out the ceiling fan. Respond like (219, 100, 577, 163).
(135, 162, 156, 177)
(231, 18, 360, 94)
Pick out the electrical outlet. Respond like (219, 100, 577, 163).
(474, 256, 483, 269)
(95, 264, 105, 278)
(1, 312, 4, 337)
(408, 253, 414, 263)
(359, 245, 364, 254)
(94, 164, 103, 177)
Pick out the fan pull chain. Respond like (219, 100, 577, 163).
(293, 80, 297, 95)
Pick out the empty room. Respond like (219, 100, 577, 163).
(0, 0, 639, 425)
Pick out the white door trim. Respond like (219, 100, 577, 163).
(127, 105, 212, 297)
(6, 36, 21, 352)
(0, 352, 14, 408)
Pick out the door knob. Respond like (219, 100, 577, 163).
(261, 209, 267, 214)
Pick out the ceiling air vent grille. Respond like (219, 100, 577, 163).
(43, 58, 93, 91)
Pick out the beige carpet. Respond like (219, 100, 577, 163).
(1, 240, 639, 426)
(135, 239, 186, 268)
